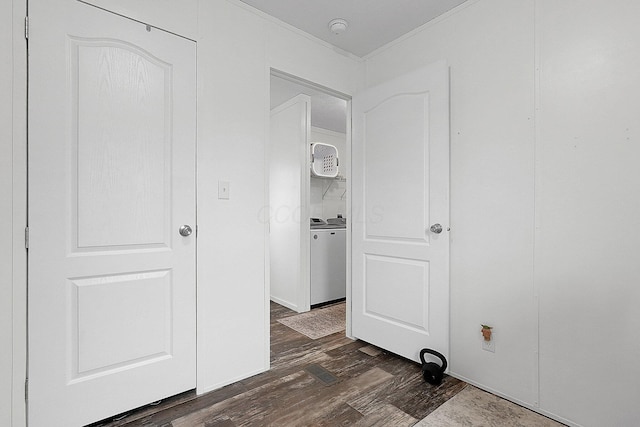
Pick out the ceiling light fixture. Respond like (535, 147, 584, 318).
(328, 18, 348, 35)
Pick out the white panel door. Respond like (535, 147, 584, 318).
(269, 95, 311, 313)
(28, 2, 196, 426)
(351, 61, 450, 363)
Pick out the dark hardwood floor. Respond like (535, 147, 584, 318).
(92, 302, 466, 426)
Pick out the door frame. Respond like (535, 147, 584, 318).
(4, 0, 28, 426)
(266, 68, 353, 351)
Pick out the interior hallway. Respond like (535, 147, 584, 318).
(92, 302, 561, 426)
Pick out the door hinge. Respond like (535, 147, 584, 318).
(24, 16, 29, 40)
(25, 378, 28, 401)
(25, 226, 29, 249)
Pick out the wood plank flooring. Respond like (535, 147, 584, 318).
(91, 302, 466, 426)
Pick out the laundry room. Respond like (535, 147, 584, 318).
(269, 72, 349, 313)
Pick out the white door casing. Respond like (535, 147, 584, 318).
(28, 2, 197, 426)
(351, 61, 450, 363)
(269, 95, 311, 313)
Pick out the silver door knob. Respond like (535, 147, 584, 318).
(179, 225, 193, 237)
(430, 223, 443, 234)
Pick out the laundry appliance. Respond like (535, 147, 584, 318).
(310, 217, 346, 306)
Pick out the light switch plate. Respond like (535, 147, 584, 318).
(218, 181, 230, 200)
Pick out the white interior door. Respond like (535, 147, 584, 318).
(28, 2, 196, 426)
(269, 95, 311, 313)
(351, 61, 450, 363)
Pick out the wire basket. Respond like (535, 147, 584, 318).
(310, 143, 339, 178)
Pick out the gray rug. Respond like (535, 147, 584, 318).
(278, 302, 345, 339)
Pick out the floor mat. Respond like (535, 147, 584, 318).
(277, 302, 345, 339)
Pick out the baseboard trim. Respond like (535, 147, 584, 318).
(270, 296, 300, 312)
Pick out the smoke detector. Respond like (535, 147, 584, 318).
(328, 18, 348, 35)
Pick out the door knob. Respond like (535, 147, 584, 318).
(179, 225, 193, 237)
(429, 223, 443, 234)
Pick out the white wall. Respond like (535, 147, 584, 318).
(269, 95, 311, 313)
(364, 0, 640, 425)
(195, 0, 270, 393)
(535, 1, 640, 425)
(1, 1, 27, 426)
(195, 0, 361, 392)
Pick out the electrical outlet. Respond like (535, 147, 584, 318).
(482, 338, 495, 353)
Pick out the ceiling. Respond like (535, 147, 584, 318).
(265, 1, 469, 132)
(271, 75, 348, 134)
(239, 0, 468, 57)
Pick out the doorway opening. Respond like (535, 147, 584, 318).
(268, 70, 351, 350)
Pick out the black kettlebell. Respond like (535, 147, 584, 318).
(419, 348, 447, 385)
